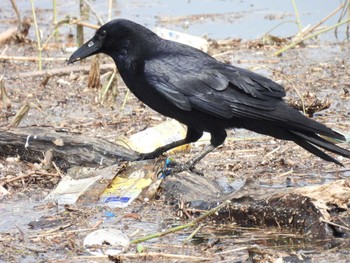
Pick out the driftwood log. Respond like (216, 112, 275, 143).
(161, 173, 350, 239)
(0, 127, 139, 170)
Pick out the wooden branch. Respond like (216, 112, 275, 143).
(69, 19, 100, 30)
(161, 172, 350, 239)
(130, 200, 230, 245)
(0, 28, 17, 44)
(222, 179, 350, 239)
(79, 253, 212, 261)
(0, 127, 139, 170)
(0, 55, 67, 62)
(14, 63, 115, 78)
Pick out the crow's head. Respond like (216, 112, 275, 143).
(68, 19, 159, 64)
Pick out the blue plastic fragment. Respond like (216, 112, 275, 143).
(104, 196, 131, 203)
(104, 211, 115, 218)
(158, 157, 176, 179)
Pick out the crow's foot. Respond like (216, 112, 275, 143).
(157, 158, 203, 178)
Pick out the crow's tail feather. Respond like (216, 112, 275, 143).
(241, 119, 350, 166)
(289, 131, 350, 166)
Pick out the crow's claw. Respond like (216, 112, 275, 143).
(157, 157, 178, 178)
(157, 158, 203, 178)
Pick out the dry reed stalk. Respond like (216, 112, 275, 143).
(29, 0, 43, 70)
(274, 9, 350, 56)
(99, 70, 117, 104)
(0, 77, 12, 110)
(9, 103, 30, 127)
(16, 63, 115, 78)
(53, 0, 58, 41)
(291, 0, 303, 35)
(10, 0, 20, 21)
(130, 200, 231, 244)
(77, 0, 89, 47)
(88, 54, 101, 88)
(0, 55, 66, 62)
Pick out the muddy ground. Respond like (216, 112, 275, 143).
(1, 19, 350, 263)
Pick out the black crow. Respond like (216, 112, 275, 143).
(68, 19, 350, 171)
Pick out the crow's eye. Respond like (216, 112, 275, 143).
(100, 30, 107, 38)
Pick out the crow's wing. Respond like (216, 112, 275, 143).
(144, 53, 286, 119)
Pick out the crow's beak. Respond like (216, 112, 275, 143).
(68, 36, 102, 64)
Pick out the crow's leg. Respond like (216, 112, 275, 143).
(163, 129, 227, 175)
(138, 127, 203, 160)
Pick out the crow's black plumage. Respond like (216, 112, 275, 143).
(68, 19, 350, 170)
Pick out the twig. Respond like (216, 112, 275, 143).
(121, 89, 130, 111)
(301, 3, 345, 38)
(1, 171, 60, 184)
(44, 223, 73, 234)
(291, 0, 303, 35)
(263, 20, 297, 37)
(2, 243, 47, 254)
(15, 63, 115, 78)
(13, 222, 24, 237)
(335, 0, 350, 39)
(52, 161, 64, 178)
(30, 227, 99, 238)
(324, 167, 350, 174)
(130, 200, 231, 244)
(117, 253, 212, 261)
(41, 25, 62, 51)
(320, 219, 350, 231)
(69, 19, 100, 30)
(99, 70, 117, 104)
(262, 146, 281, 159)
(88, 54, 101, 89)
(52, 0, 58, 41)
(1, 172, 34, 184)
(51, 17, 98, 40)
(82, 0, 105, 25)
(9, 103, 30, 127)
(235, 59, 280, 64)
(274, 17, 350, 56)
(34, 171, 61, 177)
(276, 169, 294, 178)
(0, 77, 11, 110)
(215, 246, 249, 255)
(183, 224, 203, 244)
(77, 253, 212, 261)
(0, 45, 9, 56)
(77, 0, 88, 46)
(0, 55, 67, 62)
(29, 0, 42, 70)
(10, 0, 21, 21)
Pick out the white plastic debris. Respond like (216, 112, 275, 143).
(154, 27, 209, 52)
(84, 229, 130, 256)
(45, 175, 99, 204)
(45, 165, 121, 205)
(119, 119, 189, 154)
(0, 185, 9, 198)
